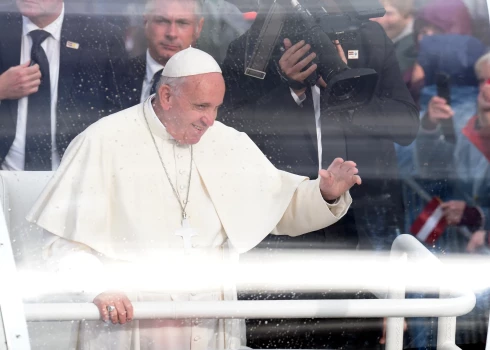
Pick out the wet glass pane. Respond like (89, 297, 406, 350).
(0, 0, 490, 349)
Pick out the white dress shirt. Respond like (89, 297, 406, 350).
(1, 4, 65, 171)
(290, 86, 322, 171)
(140, 50, 165, 102)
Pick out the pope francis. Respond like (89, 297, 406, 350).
(27, 48, 361, 350)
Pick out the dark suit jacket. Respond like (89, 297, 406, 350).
(112, 54, 146, 111)
(0, 11, 126, 164)
(394, 34, 417, 77)
(221, 21, 420, 251)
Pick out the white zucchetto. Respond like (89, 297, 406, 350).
(161, 47, 222, 78)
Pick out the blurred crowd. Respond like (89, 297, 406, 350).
(374, 0, 490, 348)
(375, 0, 490, 255)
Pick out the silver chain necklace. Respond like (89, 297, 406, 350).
(143, 100, 193, 220)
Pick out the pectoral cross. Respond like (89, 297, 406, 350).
(175, 217, 198, 251)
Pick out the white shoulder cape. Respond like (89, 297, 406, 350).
(27, 102, 308, 259)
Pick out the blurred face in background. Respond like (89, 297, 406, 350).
(144, 0, 204, 66)
(373, 3, 413, 40)
(417, 24, 443, 43)
(477, 62, 490, 118)
(16, 0, 63, 26)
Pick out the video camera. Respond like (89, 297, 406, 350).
(244, 0, 385, 110)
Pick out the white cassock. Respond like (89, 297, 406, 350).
(26, 97, 352, 350)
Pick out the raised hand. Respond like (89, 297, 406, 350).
(319, 158, 361, 202)
(466, 230, 487, 253)
(427, 96, 454, 125)
(440, 200, 466, 226)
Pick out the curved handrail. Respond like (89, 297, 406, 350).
(25, 292, 475, 322)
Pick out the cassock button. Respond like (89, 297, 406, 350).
(194, 336, 201, 341)
(180, 185, 185, 190)
(177, 154, 183, 159)
(179, 169, 185, 175)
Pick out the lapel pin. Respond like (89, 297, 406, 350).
(66, 41, 80, 50)
(348, 50, 359, 60)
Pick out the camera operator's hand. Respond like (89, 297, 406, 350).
(280, 38, 318, 97)
(333, 40, 347, 64)
(281, 39, 348, 94)
(316, 41, 347, 89)
(425, 96, 454, 127)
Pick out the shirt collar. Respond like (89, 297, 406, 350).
(145, 49, 165, 84)
(22, 3, 65, 41)
(392, 19, 414, 44)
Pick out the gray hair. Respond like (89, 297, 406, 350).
(155, 75, 187, 97)
(475, 52, 490, 80)
(145, 0, 203, 18)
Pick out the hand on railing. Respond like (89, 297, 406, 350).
(93, 292, 134, 324)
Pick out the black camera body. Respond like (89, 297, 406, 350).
(245, 0, 385, 110)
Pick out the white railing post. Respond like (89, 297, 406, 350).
(0, 311, 7, 350)
(391, 235, 474, 350)
(0, 201, 31, 350)
(486, 311, 490, 350)
(437, 284, 458, 350)
(385, 251, 408, 350)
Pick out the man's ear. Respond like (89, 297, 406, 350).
(195, 17, 204, 40)
(157, 85, 172, 111)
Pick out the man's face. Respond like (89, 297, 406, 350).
(160, 73, 225, 145)
(16, 0, 63, 20)
(478, 64, 490, 115)
(373, 4, 411, 40)
(144, 0, 204, 65)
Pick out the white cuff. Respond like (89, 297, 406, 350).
(311, 178, 352, 219)
(326, 197, 340, 206)
(290, 88, 306, 105)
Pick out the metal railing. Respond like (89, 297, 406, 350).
(1, 225, 477, 350)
